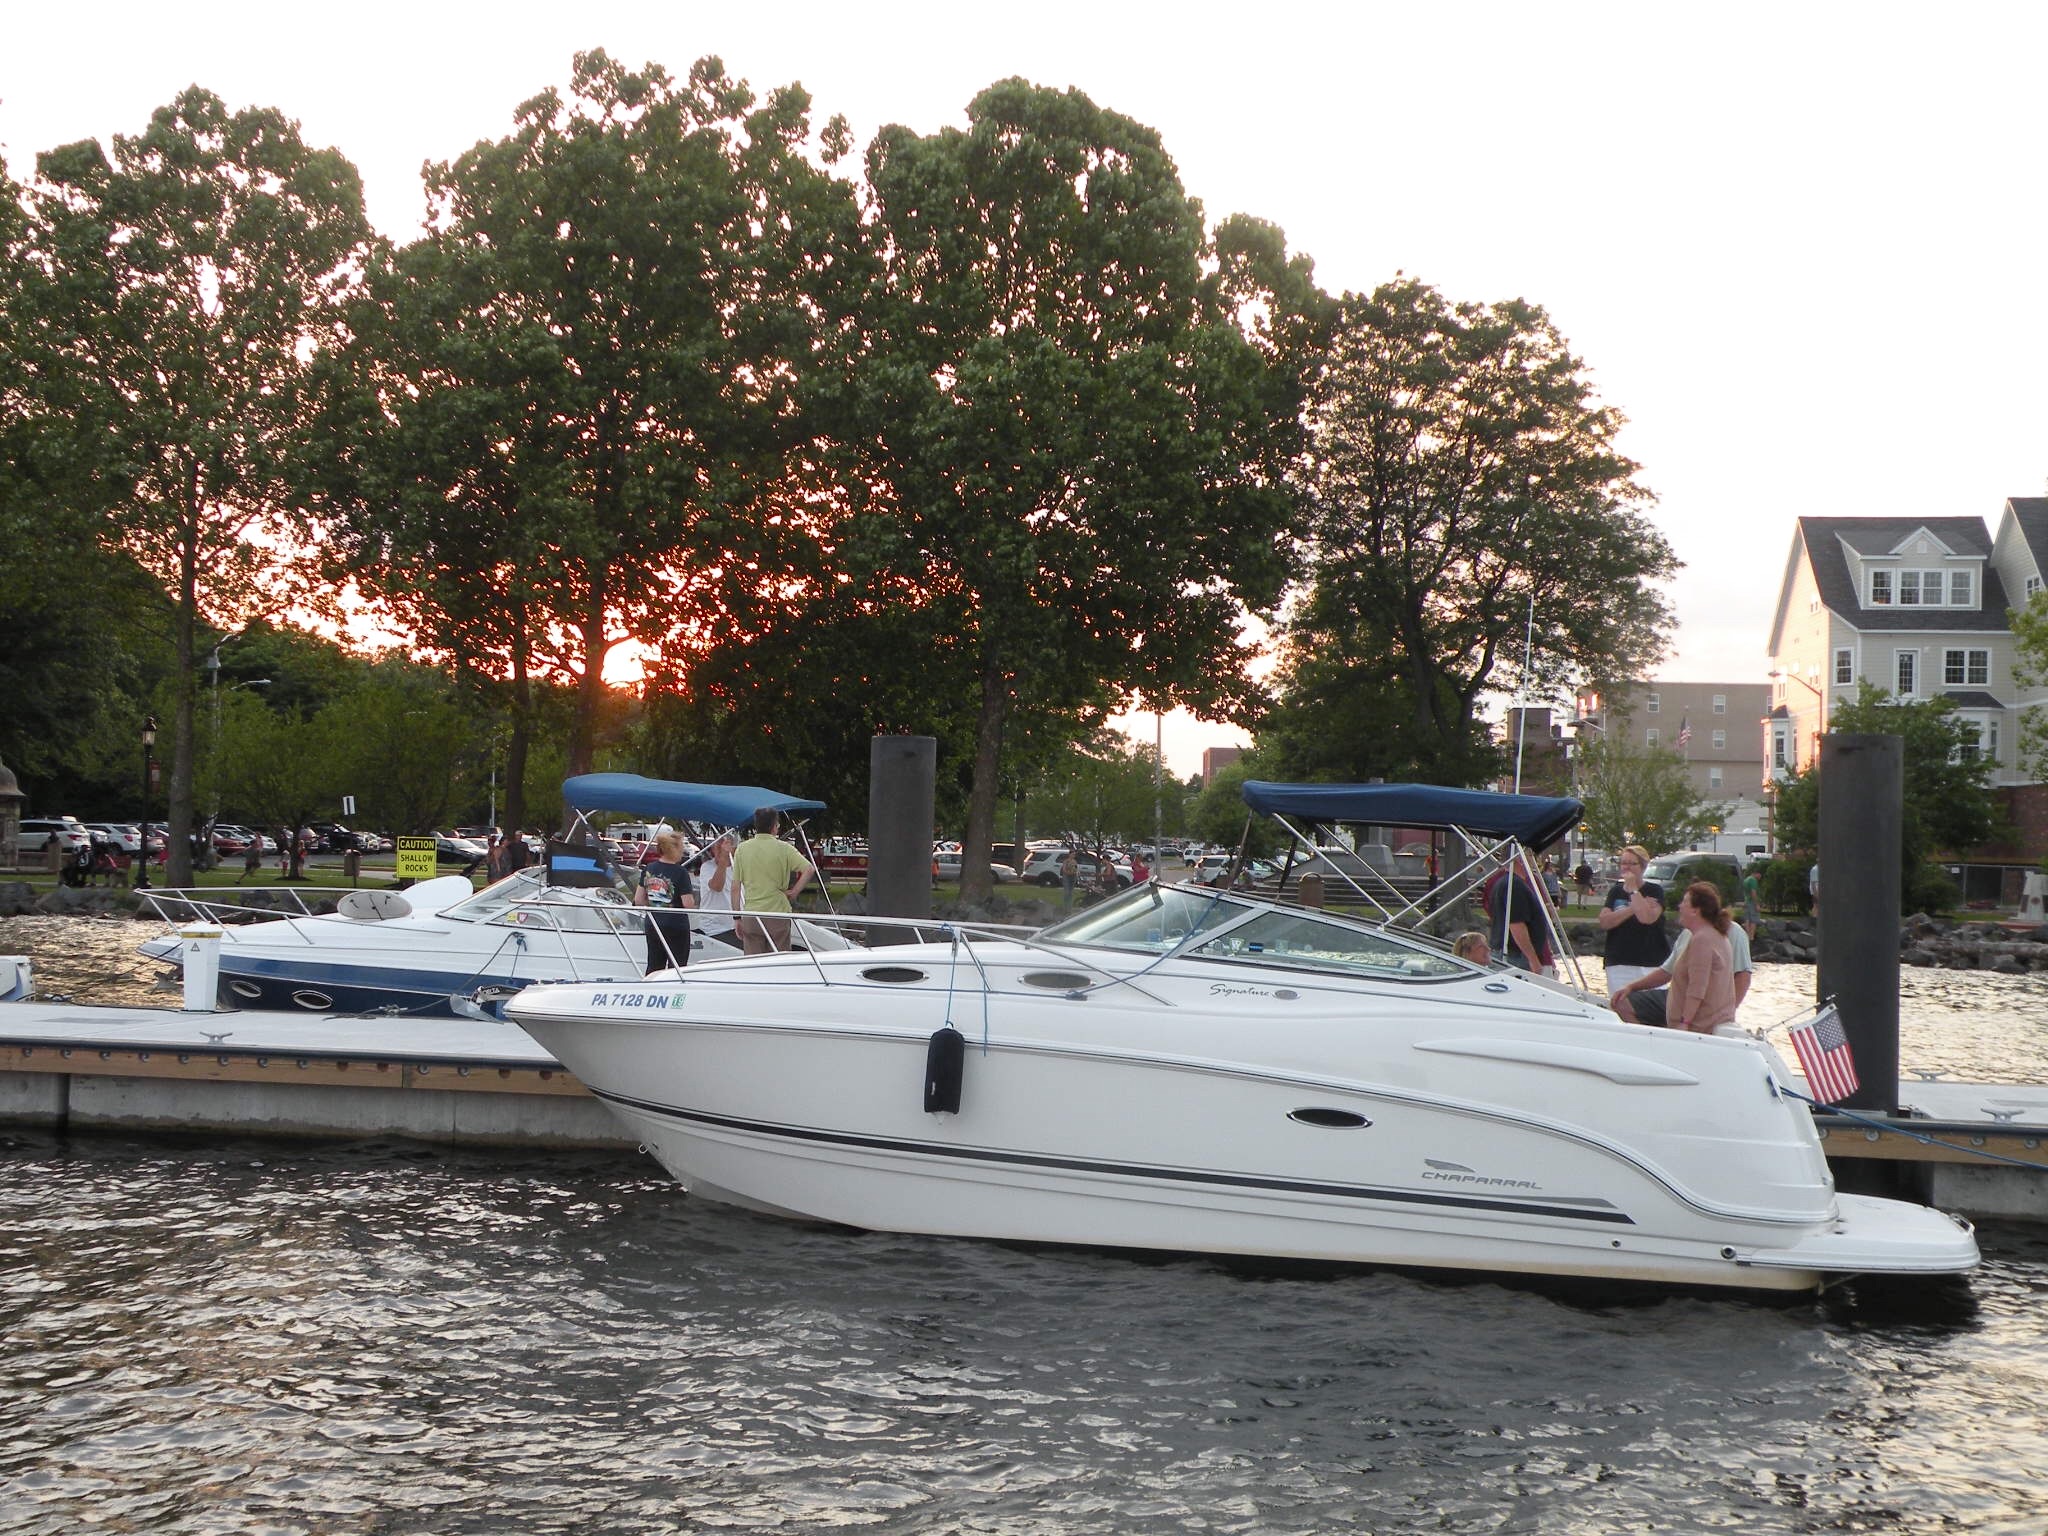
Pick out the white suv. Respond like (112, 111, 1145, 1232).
(19, 819, 92, 856)
(1022, 848, 1130, 889)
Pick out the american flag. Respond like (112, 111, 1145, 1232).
(1789, 1004, 1859, 1104)
(1675, 717, 1693, 749)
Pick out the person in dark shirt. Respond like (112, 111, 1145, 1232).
(1486, 865, 1552, 972)
(635, 829, 696, 975)
(1599, 843, 1669, 998)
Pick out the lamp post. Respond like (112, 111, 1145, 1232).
(136, 716, 157, 891)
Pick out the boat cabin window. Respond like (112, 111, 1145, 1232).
(1190, 910, 1466, 981)
(1039, 885, 1252, 953)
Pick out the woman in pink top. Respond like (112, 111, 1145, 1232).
(1667, 882, 1738, 1033)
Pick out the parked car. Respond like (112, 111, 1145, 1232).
(18, 819, 91, 857)
(1643, 851, 1742, 898)
(211, 828, 253, 856)
(1021, 848, 1131, 889)
(83, 822, 143, 855)
(434, 832, 490, 864)
(934, 850, 1018, 884)
(307, 822, 370, 853)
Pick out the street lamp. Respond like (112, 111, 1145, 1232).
(136, 716, 157, 891)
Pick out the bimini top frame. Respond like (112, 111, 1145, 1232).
(1234, 779, 1587, 990)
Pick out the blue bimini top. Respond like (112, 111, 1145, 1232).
(560, 774, 825, 827)
(1239, 781, 1583, 848)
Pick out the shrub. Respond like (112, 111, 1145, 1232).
(1759, 857, 1811, 915)
(1905, 861, 1959, 917)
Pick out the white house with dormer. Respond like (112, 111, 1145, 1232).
(1765, 502, 2048, 787)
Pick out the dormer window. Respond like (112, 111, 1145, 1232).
(1873, 567, 1974, 608)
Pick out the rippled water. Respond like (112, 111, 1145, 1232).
(4, 916, 2048, 1533)
(0, 1135, 2045, 1536)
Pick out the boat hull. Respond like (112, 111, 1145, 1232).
(509, 962, 1978, 1293)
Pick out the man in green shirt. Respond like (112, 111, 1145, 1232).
(731, 806, 816, 954)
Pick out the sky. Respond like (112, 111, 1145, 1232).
(9, 2, 2048, 775)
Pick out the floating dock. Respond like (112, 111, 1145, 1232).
(1, 999, 2045, 1218)
(0, 999, 629, 1148)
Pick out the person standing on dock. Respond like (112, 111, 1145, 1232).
(732, 807, 814, 955)
(635, 830, 697, 974)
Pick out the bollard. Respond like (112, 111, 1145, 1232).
(1816, 732, 1902, 1115)
(179, 925, 224, 1012)
(868, 736, 938, 919)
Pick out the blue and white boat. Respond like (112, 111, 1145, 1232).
(138, 778, 844, 1017)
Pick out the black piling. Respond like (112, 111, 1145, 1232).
(867, 735, 936, 919)
(1816, 732, 1902, 1116)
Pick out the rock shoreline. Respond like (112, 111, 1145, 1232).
(1561, 914, 2048, 974)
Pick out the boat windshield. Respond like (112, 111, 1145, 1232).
(1188, 909, 1467, 981)
(439, 868, 548, 922)
(439, 868, 633, 925)
(1040, 884, 1255, 952)
(1040, 882, 1469, 980)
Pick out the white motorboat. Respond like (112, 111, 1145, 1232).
(139, 777, 848, 1017)
(139, 868, 750, 1016)
(505, 786, 1980, 1293)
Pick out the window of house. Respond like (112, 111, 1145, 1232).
(2028, 574, 2044, 598)
(1712, 729, 1726, 750)
(1899, 571, 1923, 605)
(1645, 693, 1660, 714)
(1834, 648, 1852, 685)
(1896, 651, 1918, 696)
(1711, 694, 1726, 714)
(1771, 727, 1790, 770)
(1943, 648, 1990, 687)
(1991, 718, 2001, 763)
(1709, 767, 1724, 790)
(1645, 727, 1660, 747)
(1870, 570, 1893, 605)
(1950, 569, 1974, 606)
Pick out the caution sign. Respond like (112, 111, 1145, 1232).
(394, 837, 440, 882)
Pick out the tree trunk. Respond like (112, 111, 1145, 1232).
(566, 569, 610, 784)
(504, 651, 531, 841)
(958, 661, 1009, 904)
(166, 512, 199, 887)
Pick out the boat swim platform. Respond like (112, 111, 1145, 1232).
(1, 1001, 2046, 1217)
(0, 1000, 631, 1149)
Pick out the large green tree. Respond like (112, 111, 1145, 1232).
(319, 52, 864, 818)
(849, 79, 1330, 900)
(14, 89, 370, 881)
(1574, 729, 1726, 855)
(1269, 278, 1674, 784)
(1026, 729, 1167, 848)
(1772, 684, 2000, 909)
